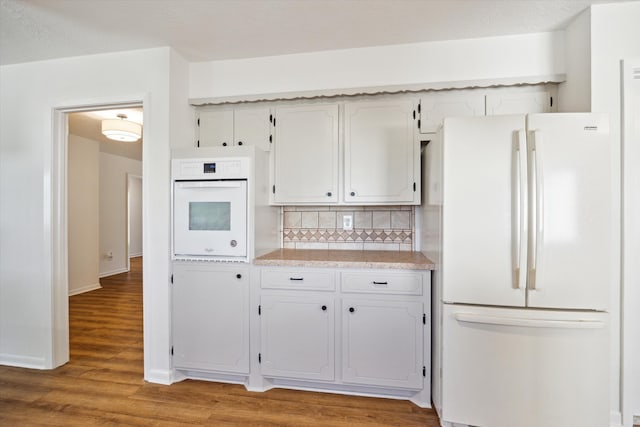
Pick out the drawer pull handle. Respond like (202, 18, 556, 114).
(321, 305, 327, 311)
(289, 277, 304, 281)
(372, 281, 388, 285)
(349, 307, 355, 313)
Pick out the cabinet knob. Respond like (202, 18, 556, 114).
(350, 191, 356, 197)
(222, 142, 228, 146)
(349, 307, 355, 313)
(236, 274, 242, 279)
(326, 191, 332, 197)
(321, 305, 327, 311)
(238, 141, 243, 146)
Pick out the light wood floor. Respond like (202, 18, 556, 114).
(0, 257, 440, 426)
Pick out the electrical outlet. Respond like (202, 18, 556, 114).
(343, 214, 353, 231)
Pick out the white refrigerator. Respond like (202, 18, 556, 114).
(423, 113, 612, 427)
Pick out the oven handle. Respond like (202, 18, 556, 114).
(175, 181, 245, 189)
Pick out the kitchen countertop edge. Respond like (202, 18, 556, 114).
(253, 249, 436, 270)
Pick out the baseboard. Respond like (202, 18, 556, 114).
(145, 368, 173, 385)
(611, 410, 622, 427)
(129, 253, 142, 258)
(68, 282, 101, 296)
(99, 267, 128, 278)
(0, 353, 46, 369)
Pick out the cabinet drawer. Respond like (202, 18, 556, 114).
(341, 271, 422, 295)
(261, 268, 335, 291)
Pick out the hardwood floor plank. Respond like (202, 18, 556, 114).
(0, 256, 440, 426)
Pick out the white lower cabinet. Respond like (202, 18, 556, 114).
(341, 298, 423, 389)
(257, 266, 430, 406)
(172, 262, 430, 407)
(260, 294, 335, 381)
(172, 263, 250, 374)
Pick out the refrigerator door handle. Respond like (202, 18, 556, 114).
(528, 130, 543, 290)
(512, 131, 527, 289)
(454, 312, 605, 329)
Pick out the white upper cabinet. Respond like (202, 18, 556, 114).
(234, 108, 272, 151)
(271, 104, 339, 204)
(418, 93, 485, 134)
(198, 107, 271, 151)
(485, 89, 555, 115)
(199, 109, 233, 147)
(344, 99, 419, 204)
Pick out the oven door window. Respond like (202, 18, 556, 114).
(189, 202, 231, 231)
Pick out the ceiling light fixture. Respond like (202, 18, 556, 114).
(101, 113, 142, 142)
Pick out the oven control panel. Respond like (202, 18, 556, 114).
(172, 157, 250, 180)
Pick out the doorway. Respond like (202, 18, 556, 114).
(50, 101, 144, 367)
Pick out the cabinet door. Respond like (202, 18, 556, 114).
(486, 90, 554, 115)
(198, 110, 234, 147)
(235, 108, 271, 151)
(172, 265, 249, 373)
(344, 100, 418, 204)
(419, 94, 485, 134)
(342, 298, 423, 389)
(272, 104, 339, 204)
(260, 294, 335, 381)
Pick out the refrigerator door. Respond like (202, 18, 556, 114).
(526, 113, 611, 310)
(440, 304, 609, 427)
(442, 115, 528, 307)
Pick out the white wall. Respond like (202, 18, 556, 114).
(190, 31, 565, 100)
(558, 8, 591, 112)
(621, 58, 640, 427)
(0, 47, 190, 382)
(99, 153, 141, 276)
(68, 134, 100, 296)
(589, 3, 640, 426)
(129, 175, 143, 257)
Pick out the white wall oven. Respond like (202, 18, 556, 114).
(172, 157, 250, 261)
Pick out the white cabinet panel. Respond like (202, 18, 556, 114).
(341, 298, 423, 389)
(272, 104, 339, 204)
(344, 100, 418, 204)
(198, 108, 270, 150)
(260, 294, 335, 381)
(172, 264, 249, 374)
(234, 108, 271, 151)
(341, 271, 422, 295)
(486, 90, 554, 115)
(199, 110, 233, 148)
(261, 268, 335, 291)
(419, 94, 485, 134)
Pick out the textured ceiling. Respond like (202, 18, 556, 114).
(0, 0, 627, 66)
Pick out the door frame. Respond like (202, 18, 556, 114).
(621, 58, 640, 427)
(127, 173, 143, 271)
(50, 99, 143, 367)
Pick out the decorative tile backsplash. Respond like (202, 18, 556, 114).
(282, 206, 414, 251)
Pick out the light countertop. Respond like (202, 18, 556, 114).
(253, 249, 435, 270)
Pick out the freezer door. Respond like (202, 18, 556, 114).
(440, 304, 609, 427)
(442, 115, 528, 306)
(526, 113, 611, 310)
